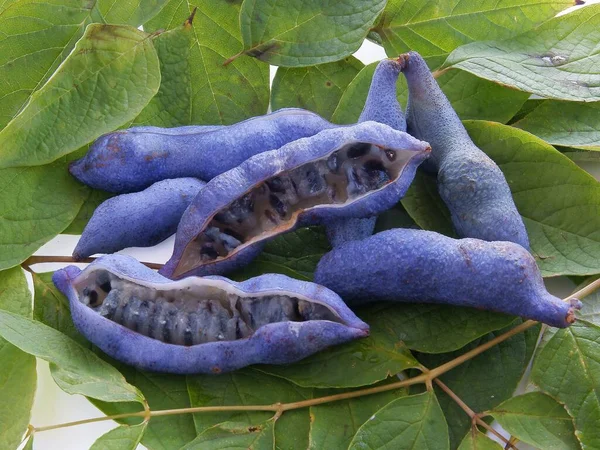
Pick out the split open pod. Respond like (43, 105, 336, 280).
(52, 255, 369, 374)
(160, 121, 431, 279)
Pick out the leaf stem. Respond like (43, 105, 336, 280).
(22, 255, 163, 270)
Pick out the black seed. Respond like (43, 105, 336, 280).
(201, 245, 219, 259)
(347, 142, 371, 159)
(148, 304, 161, 339)
(266, 177, 285, 193)
(269, 194, 287, 217)
(163, 309, 177, 343)
(364, 160, 386, 172)
(385, 148, 396, 161)
(305, 167, 325, 195)
(88, 290, 99, 307)
(327, 152, 339, 172)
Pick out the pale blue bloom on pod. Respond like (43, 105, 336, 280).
(69, 109, 334, 193)
(73, 178, 206, 260)
(160, 121, 431, 279)
(52, 255, 369, 374)
(401, 51, 529, 249)
(314, 229, 580, 328)
(326, 58, 408, 247)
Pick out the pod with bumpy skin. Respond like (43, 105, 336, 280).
(314, 229, 580, 328)
(69, 109, 334, 193)
(73, 178, 206, 260)
(160, 122, 431, 279)
(52, 254, 369, 374)
(401, 52, 529, 249)
(326, 58, 408, 247)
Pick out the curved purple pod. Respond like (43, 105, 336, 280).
(401, 51, 529, 249)
(73, 178, 206, 260)
(326, 58, 407, 247)
(160, 121, 431, 279)
(314, 229, 580, 328)
(52, 254, 369, 374)
(69, 109, 334, 193)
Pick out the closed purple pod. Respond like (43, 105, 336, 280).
(314, 229, 580, 328)
(401, 52, 529, 249)
(52, 255, 369, 374)
(326, 58, 407, 247)
(73, 178, 206, 260)
(160, 121, 431, 279)
(69, 109, 334, 193)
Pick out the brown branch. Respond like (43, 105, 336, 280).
(22, 255, 163, 271)
(434, 379, 517, 450)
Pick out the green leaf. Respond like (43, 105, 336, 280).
(374, 202, 419, 232)
(531, 320, 600, 449)
(231, 227, 331, 282)
(63, 188, 114, 235)
(465, 121, 600, 277)
(239, 0, 386, 67)
(332, 62, 526, 126)
(363, 303, 514, 355)
(457, 430, 503, 450)
(0, 24, 160, 168)
(90, 423, 148, 450)
(444, 5, 600, 101)
(0, 0, 165, 131)
(0, 267, 36, 450)
(0, 310, 143, 404)
(348, 391, 449, 450)
(132, 22, 195, 128)
(431, 70, 529, 123)
(271, 57, 363, 121)
(578, 280, 600, 326)
(258, 312, 419, 388)
(513, 101, 600, 151)
(182, 420, 275, 450)
(401, 169, 456, 238)
(309, 386, 408, 449)
(187, 369, 310, 443)
(373, 0, 570, 69)
(417, 320, 540, 448)
(94, 0, 170, 27)
(0, 157, 89, 270)
(33, 272, 88, 346)
(489, 392, 580, 450)
(331, 62, 379, 124)
(144, 0, 270, 125)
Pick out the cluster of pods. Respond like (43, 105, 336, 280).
(54, 52, 580, 375)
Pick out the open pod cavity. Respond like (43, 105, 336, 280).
(52, 255, 368, 374)
(162, 121, 430, 278)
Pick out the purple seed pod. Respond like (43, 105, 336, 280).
(52, 254, 369, 374)
(72, 178, 206, 261)
(326, 58, 407, 247)
(160, 121, 431, 279)
(314, 229, 581, 328)
(401, 52, 529, 249)
(69, 109, 334, 193)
